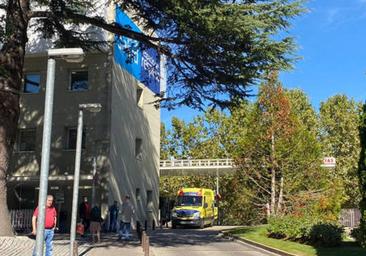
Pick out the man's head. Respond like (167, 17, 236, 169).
(46, 195, 54, 208)
(83, 196, 88, 203)
(114, 200, 118, 206)
(124, 195, 130, 202)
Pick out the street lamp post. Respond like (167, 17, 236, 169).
(70, 103, 102, 256)
(35, 48, 84, 256)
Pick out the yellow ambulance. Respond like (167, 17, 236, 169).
(171, 188, 218, 228)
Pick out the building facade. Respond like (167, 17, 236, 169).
(7, 5, 162, 231)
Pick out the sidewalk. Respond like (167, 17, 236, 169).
(0, 233, 143, 256)
(83, 233, 144, 256)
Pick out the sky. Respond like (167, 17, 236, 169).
(162, 0, 366, 126)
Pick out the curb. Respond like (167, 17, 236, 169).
(222, 231, 297, 256)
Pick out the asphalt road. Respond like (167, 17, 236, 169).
(149, 226, 279, 256)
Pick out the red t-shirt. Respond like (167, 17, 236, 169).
(33, 206, 57, 229)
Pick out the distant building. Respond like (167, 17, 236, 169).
(8, 4, 163, 231)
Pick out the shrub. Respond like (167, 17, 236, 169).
(267, 215, 344, 246)
(267, 215, 315, 241)
(351, 225, 366, 247)
(309, 223, 343, 247)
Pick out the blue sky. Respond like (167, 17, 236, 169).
(162, 0, 366, 126)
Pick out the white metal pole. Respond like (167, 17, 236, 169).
(35, 57, 56, 256)
(69, 109, 83, 256)
(92, 156, 96, 206)
(216, 168, 220, 225)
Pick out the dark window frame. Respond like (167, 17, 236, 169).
(23, 73, 41, 94)
(69, 70, 89, 92)
(135, 138, 143, 159)
(65, 127, 86, 150)
(17, 128, 37, 152)
(136, 87, 144, 108)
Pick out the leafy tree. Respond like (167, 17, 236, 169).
(237, 73, 324, 217)
(357, 102, 366, 247)
(163, 111, 231, 159)
(160, 123, 170, 160)
(319, 95, 361, 207)
(0, 0, 304, 235)
(285, 89, 319, 134)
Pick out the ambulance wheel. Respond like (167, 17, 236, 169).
(172, 222, 177, 229)
(199, 219, 205, 229)
(210, 218, 215, 227)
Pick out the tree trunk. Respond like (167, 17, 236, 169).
(0, 0, 29, 236)
(270, 133, 276, 215)
(277, 176, 284, 214)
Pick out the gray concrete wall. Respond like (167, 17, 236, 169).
(8, 51, 161, 229)
(8, 52, 111, 212)
(108, 61, 160, 226)
(11, 52, 110, 177)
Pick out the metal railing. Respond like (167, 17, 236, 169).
(10, 209, 33, 232)
(340, 208, 361, 228)
(160, 159, 235, 169)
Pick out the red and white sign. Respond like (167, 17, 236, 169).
(321, 157, 336, 168)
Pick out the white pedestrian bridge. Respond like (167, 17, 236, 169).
(159, 159, 236, 176)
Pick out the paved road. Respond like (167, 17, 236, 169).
(149, 226, 278, 256)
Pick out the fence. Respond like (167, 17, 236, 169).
(340, 208, 361, 228)
(160, 159, 234, 168)
(10, 209, 33, 232)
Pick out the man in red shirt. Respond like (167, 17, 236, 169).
(32, 195, 57, 256)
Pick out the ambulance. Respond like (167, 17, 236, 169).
(171, 188, 218, 228)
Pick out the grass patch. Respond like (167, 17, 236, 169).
(228, 226, 366, 256)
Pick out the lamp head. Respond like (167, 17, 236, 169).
(48, 48, 84, 63)
(79, 103, 102, 113)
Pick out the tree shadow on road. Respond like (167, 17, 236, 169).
(149, 228, 233, 248)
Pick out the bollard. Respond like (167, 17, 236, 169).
(145, 236, 149, 256)
(142, 231, 146, 252)
(141, 231, 150, 256)
(73, 241, 78, 256)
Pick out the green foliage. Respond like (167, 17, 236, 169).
(161, 86, 344, 225)
(350, 225, 366, 247)
(160, 123, 170, 160)
(357, 102, 366, 247)
(268, 215, 343, 247)
(268, 215, 315, 241)
(286, 89, 319, 134)
(232, 226, 366, 256)
(320, 95, 362, 207)
(309, 223, 343, 247)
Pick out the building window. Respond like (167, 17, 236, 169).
(146, 190, 153, 208)
(136, 87, 143, 108)
(23, 73, 41, 93)
(135, 138, 142, 159)
(136, 188, 141, 201)
(69, 70, 88, 91)
(65, 127, 86, 150)
(18, 129, 36, 152)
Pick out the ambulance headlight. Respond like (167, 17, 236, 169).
(193, 211, 200, 219)
(172, 211, 177, 218)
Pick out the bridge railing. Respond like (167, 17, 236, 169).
(160, 159, 234, 168)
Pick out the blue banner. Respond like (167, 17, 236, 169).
(114, 8, 160, 94)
